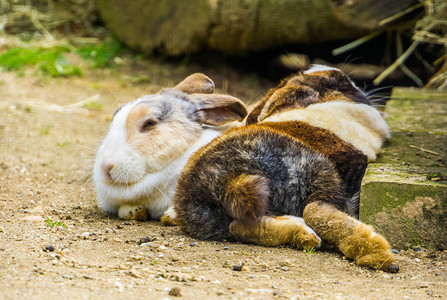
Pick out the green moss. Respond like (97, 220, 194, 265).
(361, 182, 446, 215)
(77, 37, 124, 68)
(0, 46, 81, 77)
(361, 88, 447, 249)
(360, 182, 447, 250)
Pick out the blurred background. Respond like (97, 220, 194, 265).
(0, 0, 446, 92)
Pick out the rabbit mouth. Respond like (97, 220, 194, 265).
(105, 174, 142, 188)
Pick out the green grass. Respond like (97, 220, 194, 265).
(45, 217, 67, 228)
(150, 260, 159, 266)
(39, 124, 50, 136)
(0, 46, 81, 77)
(77, 37, 124, 68)
(303, 247, 316, 259)
(0, 37, 125, 77)
(83, 101, 103, 110)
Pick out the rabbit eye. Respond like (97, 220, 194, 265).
(141, 118, 158, 132)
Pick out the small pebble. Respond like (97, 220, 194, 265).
(413, 247, 422, 251)
(223, 247, 229, 250)
(273, 290, 283, 296)
(232, 264, 243, 271)
(80, 232, 90, 239)
(169, 287, 182, 297)
(44, 245, 55, 252)
(190, 243, 196, 247)
(280, 266, 289, 271)
(139, 236, 151, 244)
(391, 249, 400, 254)
(62, 274, 74, 280)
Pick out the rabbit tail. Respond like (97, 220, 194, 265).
(225, 173, 270, 223)
(174, 173, 270, 241)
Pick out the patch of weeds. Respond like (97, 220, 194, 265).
(303, 247, 316, 259)
(45, 217, 67, 228)
(89, 83, 100, 90)
(77, 37, 124, 68)
(121, 75, 151, 85)
(16, 104, 32, 113)
(0, 46, 82, 77)
(222, 260, 231, 268)
(39, 125, 50, 136)
(406, 219, 420, 247)
(83, 101, 103, 110)
(426, 173, 443, 181)
(56, 141, 70, 148)
(150, 260, 159, 266)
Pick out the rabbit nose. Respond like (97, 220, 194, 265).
(102, 162, 114, 179)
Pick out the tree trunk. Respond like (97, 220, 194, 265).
(97, 0, 417, 56)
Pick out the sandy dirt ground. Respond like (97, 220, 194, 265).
(0, 58, 446, 299)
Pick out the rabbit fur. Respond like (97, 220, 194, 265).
(94, 73, 247, 221)
(173, 65, 398, 273)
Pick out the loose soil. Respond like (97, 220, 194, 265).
(0, 58, 446, 299)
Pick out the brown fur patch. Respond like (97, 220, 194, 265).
(125, 105, 151, 140)
(246, 69, 369, 125)
(225, 174, 270, 222)
(229, 216, 321, 250)
(257, 85, 317, 122)
(303, 201, 398, 272)
(174, 73, 215, 94)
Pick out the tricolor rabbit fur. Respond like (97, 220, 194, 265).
(172, 65, 398, 273)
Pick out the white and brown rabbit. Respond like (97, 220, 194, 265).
(173, 65, 399, 273)
(94, 73, 247, 221)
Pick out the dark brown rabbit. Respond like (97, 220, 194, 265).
(172, 65, 398, 273)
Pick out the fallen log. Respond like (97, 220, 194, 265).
(97, 0, 417, 56)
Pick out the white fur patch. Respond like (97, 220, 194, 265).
(94, 127, 221, 219)
(280, 215, 322, 243)
(304, 64, 339, 74)
(263, 101, 390, 161)
(163, 206, 177, 219)
(93, 93, 223, 220)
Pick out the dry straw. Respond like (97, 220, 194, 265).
(334, 0, 447, 89)
(0, 0, 101, 46)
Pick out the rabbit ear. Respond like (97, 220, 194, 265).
(174, 73, 215, 94)
(189, 93, 248, 126)
(257, 84, 317, 122)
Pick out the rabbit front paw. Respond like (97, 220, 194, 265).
(118, 205, 148, 221)
(160, 206, 177, 226)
